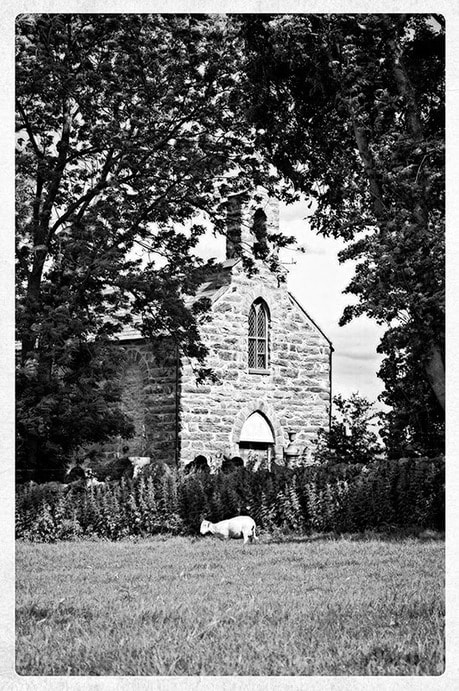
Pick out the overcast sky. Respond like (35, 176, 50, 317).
(278, 200, 386, 405)
(195, 197, 386, 407)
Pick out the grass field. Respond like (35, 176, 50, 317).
(16, 534, 444, 676)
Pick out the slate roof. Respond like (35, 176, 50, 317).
(117, 258, 237, 341)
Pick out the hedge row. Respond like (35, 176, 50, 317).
(15, 456, 444, 541)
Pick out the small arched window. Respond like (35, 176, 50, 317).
(248, 299, 269, 371)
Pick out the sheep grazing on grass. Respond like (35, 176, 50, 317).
(200, 516, 258, 544)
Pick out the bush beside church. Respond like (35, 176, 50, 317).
(16, 456, 444, 541)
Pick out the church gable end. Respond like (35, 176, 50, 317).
(178, 207, 332, 468)
(180, 271, 330, 467)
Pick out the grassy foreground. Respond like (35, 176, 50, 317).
(16, 534, 444, 676)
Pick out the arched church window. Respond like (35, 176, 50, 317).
(238, 411, 275, 469)
(248, 299, 269, 371)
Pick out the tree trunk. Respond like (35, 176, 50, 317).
(425, 343, 445, 411)
(386, 25, 445, 412)
(351, 120, 387, 223)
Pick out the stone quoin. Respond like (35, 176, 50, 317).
(115, 189, 333, 471)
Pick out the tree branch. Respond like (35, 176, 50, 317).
(15, 99, 44, 160)
(39, 104, 72, 239)
(50, 148, 117, 234)
(350, 117, 388, 222)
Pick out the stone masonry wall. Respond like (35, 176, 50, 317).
(226, 190, 280, 259)
(179, 261, 331, 469)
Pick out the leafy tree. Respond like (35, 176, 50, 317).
(15, 14, 282, 480)
(313, 394, 383, 465)
(378, 344, 444, 458)
(239, 14, 444, 455)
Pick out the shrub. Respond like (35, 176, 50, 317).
(312, 394, 383, 465)
(15, 455, 444, 541)
(30, 502, 58, 542)
(180, 476, 209, 531)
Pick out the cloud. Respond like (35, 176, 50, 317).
(280, 199, 312, 223)
(300, 244, 328, 256)
(338, 350, 381, 362)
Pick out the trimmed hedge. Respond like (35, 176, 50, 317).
(15, 456, 444, 541)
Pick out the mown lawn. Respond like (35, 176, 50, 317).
(16, 534, 444, 676)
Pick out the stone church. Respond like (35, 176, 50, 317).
(116, 191, 333, 471)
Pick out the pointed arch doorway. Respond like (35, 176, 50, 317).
(238, 411, 275, 467)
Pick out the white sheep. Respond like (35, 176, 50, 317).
(200, 515, 258, 544)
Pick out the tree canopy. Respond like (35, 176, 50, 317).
(239, 13, 444, 455)
(15, 13, 284, 479)
(16, 13, 445, 479)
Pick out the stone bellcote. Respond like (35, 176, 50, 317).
(225, 188, 280, 260)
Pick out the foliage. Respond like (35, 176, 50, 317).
(313, 393, 383, 465)
(16, 456, 444, 541)
(378, 344, 444, 458)
(180, 474, 210, 530)
(239, 14, 444, 453)
(15, 14, 287, 481)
